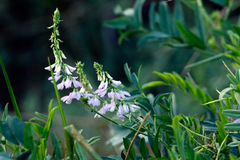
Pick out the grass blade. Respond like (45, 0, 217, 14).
(0, 57, 21, 119)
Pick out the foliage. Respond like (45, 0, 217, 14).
(2, 0, 240, 159)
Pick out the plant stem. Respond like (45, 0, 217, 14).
(48, 59, 74, 160)
(0, 56, 22, 119)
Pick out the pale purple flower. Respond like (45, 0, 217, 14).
(45, 64, 55, 71)
(94, 107, 107, 118)
(54, 64, 61, 75)
(94, 81, 108, 97)
(122, 104, 129, 113)
(114, 92, 121, 100)
(109, 99, 116, 112)
(71, 91, 81, 100)
(94, 89, 107, 98)
(117, 105, 124, 121)
(108, 91, 115, 99)
(61, 94, 73, 104)
(67, 65, 76, 72)
(65, 78, 72, 88)
(88, 97, 100, 107)
(57, 81, 65, 90)
(48, 75, 61, 83)
(83, 93, 94, 98)
(65, 66, 72, 75)
(112, 80, 121, 86)
(73, 80, 82, 88)
(129, 104, 140, 112)
(234, 118, 240, 123)
(119, 91, 131, 99)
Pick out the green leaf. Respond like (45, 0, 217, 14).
(124, 63, 133, 84)
(172, 116, 186, 160)
(194, 4, 207, 43)
(134, 0, 144, 26)
(103, 17, 138, 29)
(153, 93, 170, 107)
(216, 120, 226, 145)
(176, 21, 206, 49)
(225, 123, 240, 131)
(24, 123, 35, 151)
(2, 103, 8, 121)
(232, 25, 240, 37)
(222, 109, 240, 118)
(123, 137, 136, 160)
(29, 117, 46, 124)
(137, 32, 170, 46)
(87, 136, 100, 145)
(142, 81, 166, 89)
(118, 29, 144, 44)
(137, 65, 143, 92)
(179, 0, 196, 9)
(153, 126, 161, 158)
(31, 123, 44, 138)
(139, 138, 148, 159)
(159, 1, 173, 34)
(51, 132, 62, 159)
(173, 0, 184, 36)
(174, 0, 184, 24)
(228, 141, 240, 147)
(43, 106, 59, 139)
(0, 57, 21, 119)
(149, 2, 157, 31)
(210, 0, 228, 6)
(1, 117, 25, 145)
(132, 73, 140, 91)
(75, 142, 87, 160)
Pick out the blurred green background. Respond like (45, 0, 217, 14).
(0, 0, 239, 156)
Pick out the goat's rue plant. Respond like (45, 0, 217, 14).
(2, 0, 240, 159)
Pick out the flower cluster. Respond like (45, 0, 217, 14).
(45, 9, 140, 121)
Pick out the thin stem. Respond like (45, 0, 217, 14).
(48, 58, 74, 160)
(180, 123, 211, 139)
(0, 57, 21, 119)
(124, 111, 151, 160)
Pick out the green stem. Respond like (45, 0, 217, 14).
(180, 123, 210, 139)
(48, 59, 74, 160)
(0, 57, 22, 119)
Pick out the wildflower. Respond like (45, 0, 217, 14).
(67, 65, 76, 72)
(109, 99, 116, 112)
(129, 104, 140, 112)
(48, 75, 61, 83)
(122, 104, 129, 113)
(65, 78, 72, 88)
(108, 91, 115, 99)
(234, 118, 240, 123)
(94, 81, 108, 97)
(54, 64, 61, 75)
(71, 91, 81, 100)
(117, 105, 124, 121)
(61, 93, 73, 104)
(73, 79, 82, 88)
(57, 81, 65, 90)
(112, 80, 121, 86)
(83, 93, 94, 98)
(94, 106, 107, 118)
(64, 64, 76, 75)
(118, 91, 131, 99)
(45, 64, 55, 71)
(88, 97, 101, 107)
